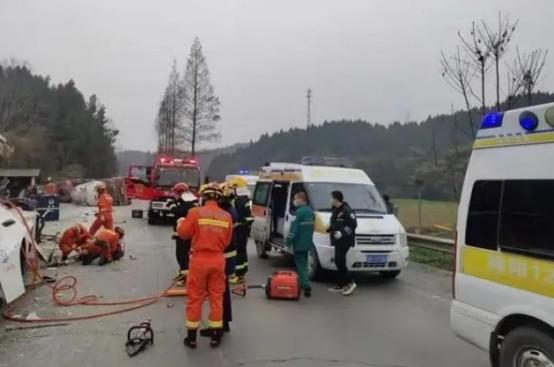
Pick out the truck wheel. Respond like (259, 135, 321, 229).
(256, 240, 269, 259)
(379, 270, 401, 280)
(308, 246, 322, 281)
(499, 327, 554, 367)
(147, 211, 156, 225)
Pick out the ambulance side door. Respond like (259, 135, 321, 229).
(283, 182, 305, 246)
(251, 181, 272, 243)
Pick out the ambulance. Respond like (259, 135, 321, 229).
(451, 102, 554, 366)
(251, 162, 408, 279)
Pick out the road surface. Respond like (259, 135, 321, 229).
(0, 202, 488, 367)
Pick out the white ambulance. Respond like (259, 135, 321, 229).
(451, 102, 554, 366)
(251, 162, 408, 279)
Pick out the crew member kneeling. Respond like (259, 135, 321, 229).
(177, 183, 232, 349)
(58, 223, 90, 261)
(80, 227, 125, 266)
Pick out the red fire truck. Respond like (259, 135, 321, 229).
(126, 156, 201, 224)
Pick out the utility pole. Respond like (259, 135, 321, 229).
(306, 88, 312, 128)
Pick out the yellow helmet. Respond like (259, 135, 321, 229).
(199, 182, 223, 199)
(227, 176, 248, 189)
(219, 182, 234, 198)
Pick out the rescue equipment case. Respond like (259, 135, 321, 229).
(265, 271, 300, 300)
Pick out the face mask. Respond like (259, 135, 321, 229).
(293, 200, 301, 207)
(329, 198, 336, 208)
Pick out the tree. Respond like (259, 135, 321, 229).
(441, 48, 476, 138)
(480, 13, 517, 111)
(458, 22, 491, 114)
(155, 60, 185, 155)
(181, 38, 221, 156)
(510, 48, 548, 106)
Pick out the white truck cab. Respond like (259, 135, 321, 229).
(251, 162, 408, 279)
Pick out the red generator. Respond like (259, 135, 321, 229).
(265, 271, 300, 300)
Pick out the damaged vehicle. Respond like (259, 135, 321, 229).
(0, 200, 38, 305)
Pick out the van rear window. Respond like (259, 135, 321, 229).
(466, 179, 554, 258)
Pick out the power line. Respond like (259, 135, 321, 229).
(306, 88, 312, 128)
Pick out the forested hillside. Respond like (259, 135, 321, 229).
(0, 64, 118, 178)
(209, 92, 554, 200)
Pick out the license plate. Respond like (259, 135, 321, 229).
(367, 255, 387, 265)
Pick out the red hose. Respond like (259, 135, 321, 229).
(1, 199, 176, 323)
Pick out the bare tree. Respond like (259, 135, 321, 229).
(458, 22, 491, 114)
(480, 12, 518, 111)
(511, 47, 548, 106)
(504, 59, 522, 109)
(441, 48, 476, 138)
(155, 60, 185, 155)
(181, 38, 221, 157)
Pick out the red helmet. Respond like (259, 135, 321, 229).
(172, 182, 189, 194)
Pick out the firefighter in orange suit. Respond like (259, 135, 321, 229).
(177, 183, 233, 349)
(89, 182, 114, 236)
(58, 223, 90, 261)
(80, 227, 125, 266)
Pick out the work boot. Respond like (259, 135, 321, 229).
(201, 322, 230, 337)
(81, 255, 93, 266)
(98, 258, 111, 266)
(304, 288, 312, 298)
(210, 328, 223, 348)
(183, 329, 197, 349)
(223, 321, 230, 333)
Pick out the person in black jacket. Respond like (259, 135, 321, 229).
(169, 183, 197, 283)
(327, 190, 358, 296)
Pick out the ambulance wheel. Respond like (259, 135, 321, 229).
(499, 327, 554, 367)
(308, 246, 321, 281)
(256, 240, 269, 259)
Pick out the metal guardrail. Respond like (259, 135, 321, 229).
(407, 233, 455, 255)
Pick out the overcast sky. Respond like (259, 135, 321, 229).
(1, 0, 553, 151)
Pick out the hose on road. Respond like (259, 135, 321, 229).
(1, 199, 177, 323)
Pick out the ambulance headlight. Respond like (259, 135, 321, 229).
(480, 112, 504, 129)
(398, 232, 408, 247)
(519, 111, 539, 131)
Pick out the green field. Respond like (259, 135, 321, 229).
(392, 199, 458, 232)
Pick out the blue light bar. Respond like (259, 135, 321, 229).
(519, 111, 539, 131)
(480, 112, 504, 129)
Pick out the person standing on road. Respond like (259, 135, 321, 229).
(328, 190, 358, 296)
(177, 183, 233, 349)
(200, 183, 237, 336)
(89, 182, 113, 236)
(169, 182, 197, 283)
(286, 192, 315, 297)
(227, 177, 254, 284)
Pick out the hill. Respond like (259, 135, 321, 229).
(116, 143, 246, 176)
(208, 92, 554, 200)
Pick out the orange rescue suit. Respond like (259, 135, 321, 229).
(81, 229, 121, 262)
(59, 224, 90, 258)
(177, 200, 233, 330)
(89, 192, 114, 235)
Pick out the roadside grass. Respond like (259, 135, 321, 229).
(409, 246, 454, 271)
(393, 198, 458, 231)
(392, 198, 457, 270)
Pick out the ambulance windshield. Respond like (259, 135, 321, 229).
(305, 182, 388, 214)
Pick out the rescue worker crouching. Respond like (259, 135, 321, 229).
(177, 183, 233, 349)
(80, 227, 125, 266)
(58, 223, 90, 262)
(89, 182, 114, 236)
(169, 182, 197, 283)
(227, 177, 253, 284)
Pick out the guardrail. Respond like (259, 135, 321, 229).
(407, 233, 455, 255)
